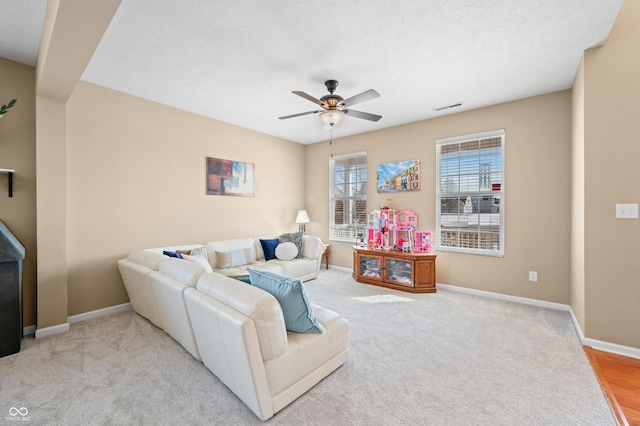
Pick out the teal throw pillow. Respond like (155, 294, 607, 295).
(248, 269, 323, 334)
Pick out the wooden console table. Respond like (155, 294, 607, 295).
(352, 246, 437, 293)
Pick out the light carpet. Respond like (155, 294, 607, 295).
(0, 269, 614, 425)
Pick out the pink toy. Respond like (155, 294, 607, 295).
(367, 208, 419, 250)
(415, 231, 432, 253)
(392, 209, 418, 250)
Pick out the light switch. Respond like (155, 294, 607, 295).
(616, 203, 639, 219)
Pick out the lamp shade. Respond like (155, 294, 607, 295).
(295, 210, 310, 224)
(319, 110, 344, 127)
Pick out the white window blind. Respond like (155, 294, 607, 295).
(436, 130, 504, 256)
(330, 152, 367, 242)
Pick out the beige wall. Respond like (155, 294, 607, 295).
(0, 58, 37, 328)
(65, 82, 305, 315)
(570, 55, 586, 330)
(307, 91, 572, 304)
(581, 0, 640, 348)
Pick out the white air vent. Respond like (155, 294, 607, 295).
(434, 102, 463, 112)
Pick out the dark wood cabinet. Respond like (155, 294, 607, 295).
(352, 246, 437, 293)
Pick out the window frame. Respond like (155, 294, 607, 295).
(435, 130, 505, 257)
(329, 151, 368, 242)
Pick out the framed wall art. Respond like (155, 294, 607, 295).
(206, 157, 255, 196)
(376, 160, 420, 192)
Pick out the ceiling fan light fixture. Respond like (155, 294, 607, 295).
(319, 110, 345, 127)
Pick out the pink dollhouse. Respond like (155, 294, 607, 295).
(367, 208, 420, 251)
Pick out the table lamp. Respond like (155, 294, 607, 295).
(295, 210, 310, 234)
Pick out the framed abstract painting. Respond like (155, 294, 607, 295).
(206, 157, 255, 196)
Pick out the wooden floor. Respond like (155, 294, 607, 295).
(584, 346, 640, 426)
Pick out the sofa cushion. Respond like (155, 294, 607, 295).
(264, 304, 349, 396)
(248, 269, 323, 334)
(259, 238, 280, 261)
(190, 246, 207, 258)
(158, 257, 207, 287)
(216, 261, 284, 279)
(182, 253, 214, 273)
(216, 247, 255, 268)
(206, 238, 256, 268)
(279, 231, 303, 259)
(277, 258, 317, 281)
(275, 242, 298, 261)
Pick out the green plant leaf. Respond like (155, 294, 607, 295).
(0, 98, 18, 116)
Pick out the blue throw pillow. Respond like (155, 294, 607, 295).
(259, 238, 280, 261)
(162, 250, 182, 259)
(248, 269, 323, 334)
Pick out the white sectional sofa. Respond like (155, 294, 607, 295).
(117, 235, 349, 421)
(203, 235, 323, 281)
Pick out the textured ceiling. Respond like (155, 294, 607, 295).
(0, 0, 624, 144)
(0, 0, 46, 66)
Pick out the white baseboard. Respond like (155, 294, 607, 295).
(582, 337, 640, 360)
(68, 302, 132, 324)
(436, 282, 640, 360)
(35, 322, 70, 339)
(436, 283, 570, 311)
(32, 303, 132, 339)
(567, 307, 586, 342)
(328, 265, 352, 273)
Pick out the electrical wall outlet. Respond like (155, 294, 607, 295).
(616, 203, 639, 219)
(529, 271, 538, 282)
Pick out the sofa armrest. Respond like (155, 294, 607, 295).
(302, 235, 322, 259)
(117, 258, 163, 328)
(127, 250, 167, 270)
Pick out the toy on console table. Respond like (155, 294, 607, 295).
(365, 207, 433, 253)
(414, 231, 432, 253)
(391, 209, 417, 251)
(367, 209, 394, 249)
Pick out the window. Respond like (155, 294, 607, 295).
(436, 130, 504, 256)
(330, 152, 367, 242)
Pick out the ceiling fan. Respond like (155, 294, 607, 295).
(278, 80, 381, 127)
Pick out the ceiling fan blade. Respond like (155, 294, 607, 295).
(345, 109, 382, 122)
(292, 91, 324, 106)
(278, 110, 321, 120)
(342, 89, 380, 107)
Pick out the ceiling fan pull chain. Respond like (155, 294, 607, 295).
(329, 127, 333, 158)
